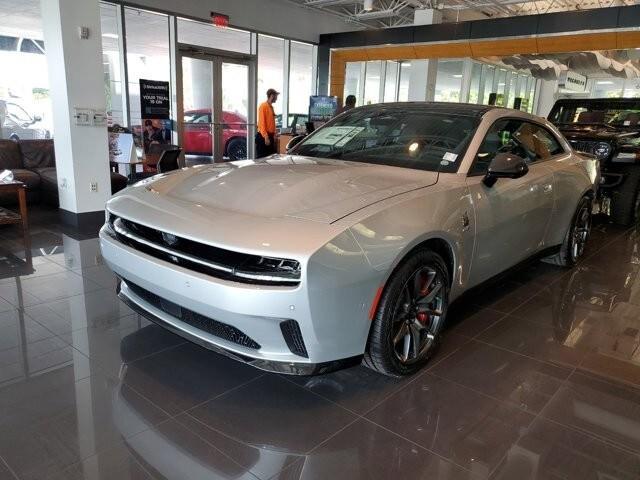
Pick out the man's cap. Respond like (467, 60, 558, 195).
(267, 88, 280, 97)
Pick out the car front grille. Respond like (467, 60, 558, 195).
(569, 140, 600, 155)
(124, 279, 261, 350)
(106, 213, 300, 286)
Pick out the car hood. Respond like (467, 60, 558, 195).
(141, 155, 438, 224)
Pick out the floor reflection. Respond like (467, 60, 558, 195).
(0, 211, 639, 479)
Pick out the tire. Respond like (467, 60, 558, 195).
(363, 250, 450, 377)
(545, 196, 592, 267)
(610, 168, 640, 226)
(226, 137, 247, 160)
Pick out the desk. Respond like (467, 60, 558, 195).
(0, 181, 30, 263)
(278, 134, 294, 154)
(111, 152, 162, 183)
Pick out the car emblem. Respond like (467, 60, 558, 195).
(162, 232, 179, 247)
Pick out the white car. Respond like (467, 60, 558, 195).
(101, 102, 599, 377)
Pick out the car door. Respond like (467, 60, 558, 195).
(466, 118, 556, 287)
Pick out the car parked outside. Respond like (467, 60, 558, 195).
(183, 109, 247, 160)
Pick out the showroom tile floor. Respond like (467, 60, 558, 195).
(0, 207, 639, 479)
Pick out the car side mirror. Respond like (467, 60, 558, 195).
(286, 134, 306, 153)
(33, 115, 42, 122)
(483, 152, 529, 187)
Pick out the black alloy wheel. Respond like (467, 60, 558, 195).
(364, 250, 449, 377)
(226, 137, 247, 160)
(570, 199, 592, 263)
(391, 266, 445, 364)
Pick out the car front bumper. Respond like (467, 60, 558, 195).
(100, 227, 362, 375)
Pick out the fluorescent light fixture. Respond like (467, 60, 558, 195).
(596, 81, 614, 85)
(452, 74, 463, 78)
(363, 0, 373, 11)
(498, 82, 505, 86)
(102, 33, 119, 39)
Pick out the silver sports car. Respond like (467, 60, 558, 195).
(100, 103, 599, 377)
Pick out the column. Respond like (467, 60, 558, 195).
(407, 9, 442, 102)
(41, 0, 112, 223)
(535, 79, 559, 117)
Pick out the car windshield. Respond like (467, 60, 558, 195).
(292, 107, 479, 173)
(550, 101, 640, 127)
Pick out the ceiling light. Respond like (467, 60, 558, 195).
(363, 0, 374, 11)
(452, 74, 463, 78)
(102, 33, 118, 39)
(596, 81, 614, 85)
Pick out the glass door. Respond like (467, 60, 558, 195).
(179, 48, 255, 163)
(181, 56, 215, 163)
(217, 61, 251, 161)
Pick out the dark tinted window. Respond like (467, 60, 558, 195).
(470, 119, 564, 176)
(292, 107, 479, 173)
(550, 101, 640, 127)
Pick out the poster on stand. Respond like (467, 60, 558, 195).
(309, 96, 338, 125)
(139, 79, 172, 171)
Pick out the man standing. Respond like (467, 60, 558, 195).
(336, 95, 356, 116)
(256, 88, 279, 158)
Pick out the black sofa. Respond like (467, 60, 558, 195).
(0, 139, 127, 206)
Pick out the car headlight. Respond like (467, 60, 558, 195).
(594, 142, 612, 159)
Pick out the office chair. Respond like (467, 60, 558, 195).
(157, 148, 182, 173)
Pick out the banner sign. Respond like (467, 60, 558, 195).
(139, 79, 170, 119)
(559, 71, 587, 92)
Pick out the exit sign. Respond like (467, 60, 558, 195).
(211, 12, 229, 28)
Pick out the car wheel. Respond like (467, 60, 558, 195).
(363, 250, 449, 377)
(611, 168, 640, 226)
(546, 196, 592, 267)
(226, 137, 247, 160)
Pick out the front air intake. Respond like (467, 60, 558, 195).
(280, 319, 308, 358)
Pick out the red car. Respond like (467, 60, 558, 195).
(183, 109, 247, 160)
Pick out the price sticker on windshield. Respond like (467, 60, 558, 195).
(442, 152, 458, 162)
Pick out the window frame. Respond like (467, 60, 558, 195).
(467, 116, 567, 177)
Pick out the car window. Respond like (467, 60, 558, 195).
(184, 113, 210, 124)
(292, 107, 479, 173)
(469, 119, 564, 176)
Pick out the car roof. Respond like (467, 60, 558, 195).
(352, 101, 502, 118)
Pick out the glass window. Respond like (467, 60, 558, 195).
(258, 34, 284, 116)
(292, 106, 479, 173)
(344, 62, 363, 104)
(177, 18, 250, 54)
(288, 41, 314, 123)
(623, 78, 640, 98)
(125, 8, 171, 149)
(494, 69, 507, 106)
(398, 61, 411, 102)
(470, 119, 564, 176)
(0, 2, 52, 140)
(383, 61, 399, 102)
(100, 3, 124, 127)
(481, 65, 495, 105)
(468, 62, 482, 104)
(592, 78, 624, 98)
(434, 60, 463, 102)
(505, 71, 518, 109)
(363, 61, 381, 105)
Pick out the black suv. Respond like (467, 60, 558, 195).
(549, 98, 640, 225)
